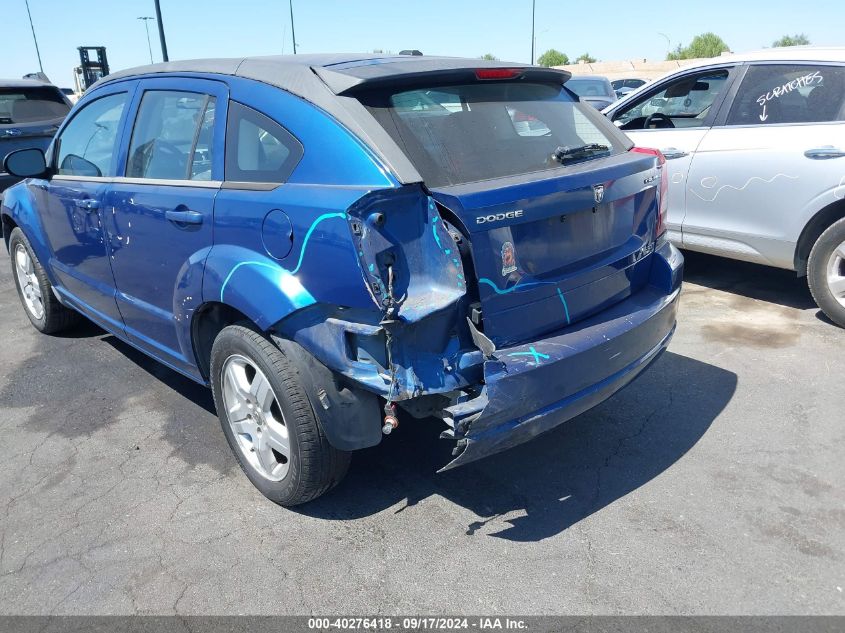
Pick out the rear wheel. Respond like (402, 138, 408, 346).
(9, 227, 79, 334)
(209, 324, 350, 506)
(808, 217, 845, 328)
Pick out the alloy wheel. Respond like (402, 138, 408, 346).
(827, 239, 845, 310)
(14, 244, 44, 320)
(221, 354, 291, 481)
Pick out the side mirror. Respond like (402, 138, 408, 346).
(3, 148, 49, 179)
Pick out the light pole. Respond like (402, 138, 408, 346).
(153, 0, 169, 62)
(530, 0, 536, 64)
(23, 0, 44, 73)
(289, 0, 297, 54)
(658, 32, 671, 59)
(138, 17, 155, 64)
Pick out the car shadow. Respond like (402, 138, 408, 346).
(681, 250, 816, 311)
(296, 351, 737, 541)
(6, 306, 734, 541)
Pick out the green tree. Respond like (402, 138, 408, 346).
(666, 33, 730, 60)
(480, 53, 499, 61)
(772, 34, 810, 47)
(536, 49, 569, 67)
(575, 53, 597, 63)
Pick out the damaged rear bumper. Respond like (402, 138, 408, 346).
(442, 241, 683, 470)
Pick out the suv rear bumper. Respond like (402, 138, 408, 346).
(442, 240, 683, 469)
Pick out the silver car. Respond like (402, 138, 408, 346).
(604, 47, 845, 327)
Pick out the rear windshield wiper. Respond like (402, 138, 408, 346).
(551, 143, 610, 164)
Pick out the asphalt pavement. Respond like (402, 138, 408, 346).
(0, 249, 842, 615)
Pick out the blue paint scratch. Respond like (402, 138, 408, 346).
(220, 212, 345, 301)
(290, 212, 346, 275)
(478, 277, 555, 295)
(508, 346, 550, 364)
(556, 288, 571, 324)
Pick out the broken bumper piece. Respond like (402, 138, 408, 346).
(441, 244, 682, 470)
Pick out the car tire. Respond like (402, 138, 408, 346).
(9, 227, 80, 334)
(807, 216, 845, 328)
(209, 324, 351, 506)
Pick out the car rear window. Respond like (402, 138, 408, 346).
(0, 87, 69, 124)
(362, 81, 626, 187)
(567, 79, 612, 98)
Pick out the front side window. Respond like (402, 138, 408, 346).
(615, 69, 730, 130)
(726, 64, 845, 126)
(224, 101, 303, 184)
(127, 90, 216, 180)
(56, 92, 127, 177)
(363, 81, 625, 187)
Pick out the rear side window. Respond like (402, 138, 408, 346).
(57, 92, 127, 177)
(224, 101, 303, 184)
(127, 90, 216, 180)
(0, 87, 69, 124)
(363, 81, 625, 187)
(727, 64, 845, 125)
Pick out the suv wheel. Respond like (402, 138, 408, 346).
(808, 217, 845, 328)
(9, 227, 80, 334)
(209, 324, 350, 506)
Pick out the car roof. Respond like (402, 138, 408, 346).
(566, 75, 610, 81)
(93, 54, 571, 186)
(0, 78, 58, 89)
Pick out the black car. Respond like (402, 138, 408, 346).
(1, 80, 72, 193)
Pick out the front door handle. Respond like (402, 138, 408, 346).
(804, 147, 845, 159)
(74, 198, 100, 211)
(165, 209, 204, 225)
(660, 147, 689, 160)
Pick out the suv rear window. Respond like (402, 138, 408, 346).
(362, 81, 625, 187)
(0, 87, 69, 124)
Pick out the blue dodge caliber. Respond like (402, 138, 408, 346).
(1, 55, 682, 505)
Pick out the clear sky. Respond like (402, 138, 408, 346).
(2, 0, 843, 88)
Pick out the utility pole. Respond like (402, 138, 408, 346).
(530, 0, 536, 64)
(153, 0, 169, 62)
(23, 0, 44, 73)
(289, 0, 297, 54)
(138, 17, 155, 64)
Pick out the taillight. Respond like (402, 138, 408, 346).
(631, 146, 668, 238)
(475, 68, 524, 80)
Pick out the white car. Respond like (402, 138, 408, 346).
(604, 47, 845, 326)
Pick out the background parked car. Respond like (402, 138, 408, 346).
(566, 75, 617, 110)
(612, 78, 647, 99)
(604, 46, 845, 327)
(0, 79, 71, 193)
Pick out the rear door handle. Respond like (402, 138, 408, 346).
(74, 199, 100, 211)
(165, 209, 204, 225)
(660, 147, 688, 160)
(804, 147, 845, 159)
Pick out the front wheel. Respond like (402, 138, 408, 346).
(808, 217, 845, 328)
(9, 227, 80, 334)
(209, 324, 350, 506)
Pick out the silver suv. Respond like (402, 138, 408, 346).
(604, 47, 845, 327)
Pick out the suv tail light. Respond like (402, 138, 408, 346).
(630, 146, 668, 238)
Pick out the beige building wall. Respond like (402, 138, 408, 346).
(554, 57, 724, 81)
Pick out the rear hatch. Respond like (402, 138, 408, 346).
(1, 84, 70, 166)
(352, 66, 662, 346)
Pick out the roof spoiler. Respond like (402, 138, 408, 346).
(314, 63, 572, 96)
